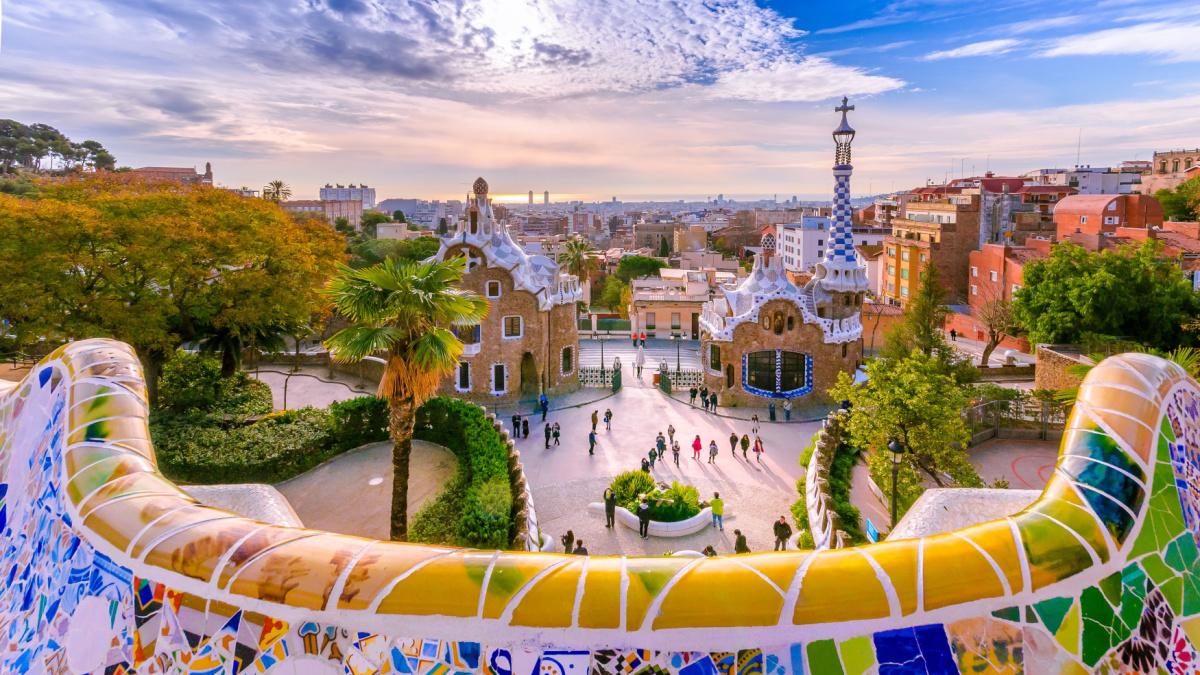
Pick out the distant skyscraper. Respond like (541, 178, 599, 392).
(528, 191, 533, 205)
(544, 191, 549, 205)
(612, 196, 617, 203)
(718, 193, 724, 203)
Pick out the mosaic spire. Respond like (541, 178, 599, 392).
(813, 97, 870, 294)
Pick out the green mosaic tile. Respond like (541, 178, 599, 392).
(1034, 596, 1074, 635)
(838, 636, 874, 675)
(1129, 435, 1188, 559)
(1119, 564, 1146, 630)
(1099, 571, 1122, 606)
(1140, 553, 1176, 586)
(1081, 586, 1133, 667)
(1162, 416, 1177, 444)
(1025, 606, 1037, 623)
(1165, 534, 1200, 574)
(1183, 570, 1200, 616)
(807, 639, 845, 675)
(992, 606, 1021, 622)
(1159, 576, 1184, 616)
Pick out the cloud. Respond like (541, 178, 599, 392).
(1037, 21, 1200, 61)
(704, 58, 904, 103)
(922, 39, 1024, 60)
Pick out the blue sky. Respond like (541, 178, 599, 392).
(1, 0, 1197, 201)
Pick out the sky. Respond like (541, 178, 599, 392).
(1, 0, 1198, 202)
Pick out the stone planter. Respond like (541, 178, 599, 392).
(586, 503, 716, 537)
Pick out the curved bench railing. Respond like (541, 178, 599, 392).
(3, 338, 1200, 674)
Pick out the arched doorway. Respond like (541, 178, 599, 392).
(519, 352, 539, 397)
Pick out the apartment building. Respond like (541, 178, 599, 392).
(1141, 149, 1200, 194)
(1023, 167, 1143, 195)
(1053, 194, 1164, 239)
(881, 193, 981, 306)
(319, 183, 376, 209)
(628, 269, 715, 339)
(281, 199, 363, 228)
(633, 221, 684, 250)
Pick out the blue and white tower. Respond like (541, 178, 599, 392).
(811, 97, 870, 295)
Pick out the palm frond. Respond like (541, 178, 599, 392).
(325, 325, 402, 362)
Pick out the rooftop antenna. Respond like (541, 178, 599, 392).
(1076, 128, 1082, 168)
(986, 155, 990, 173)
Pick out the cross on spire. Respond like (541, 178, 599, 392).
(835, 96, 854, 115)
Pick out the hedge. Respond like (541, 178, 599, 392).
(412, 397, 515, 549)
(151, 396, 390, 485)
(791, 442, 867, 546)
(608, 471, 700, 522)
(597, 318, 631, 331)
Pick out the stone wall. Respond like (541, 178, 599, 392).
(1035, 344, 1093, 391)
(702, 298, 859, 407)
(805, 410, 852, 550)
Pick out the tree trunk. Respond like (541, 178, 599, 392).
(981, 334, 1000, 368)
(139, 350, 164, 409)
(389, 396, 417, 541)
(221, 343, 238, 378)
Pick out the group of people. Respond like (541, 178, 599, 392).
(687, 386, 719, 412)
(559, 530, 588, 555)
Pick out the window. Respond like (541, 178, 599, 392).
(726, 363, 735, 388)
(919, 272, 926, 280)
(1188, 159, 1194, 170)
(746, 351, 776, 392)
(844, 295, 851, 306)
(1174, 160, 1180, 173)
(671, 312, 681, 330)
(454, 324, 480, 344)
(486, 280, 502, 298)
(492, 363, 507, 394)
(919, 253, 926, 263)
(887, 282, 895, 292)
(646, 312, 656, 329)
(887, 265, 896, 275)
(745, 350, 809, 396)
(971, 285, 978, 296)
(900, 269, 909, 279)
(772, 311, 785, 335)
(817, 250, 823, 257)
(841, 343, 848, 358)
(787, 315, 794, 330)
(1107, 201, 1116, 211)
(817, 239, 823, 246)
(989, 271, 998, 281)
(562, 347, 573, 374)
(1080, 216, 1088, 225)
(1104, 216, 1119, 225)
(887, 247, 895, 257)
(709, 344, 722, 372)
(900, 286, 909, 297)
(901, 251, 910, 261)
(457, 362, 470, 391)
(503, 316, 522, 338)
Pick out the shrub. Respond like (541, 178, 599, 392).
(610, 470, 656, 511)
(409, 472, 469, 546)
(608, 472, 700, 523)
(328, 396, 389, 451)
(790, 439, 866, 547)
(158, 352, 272, 416)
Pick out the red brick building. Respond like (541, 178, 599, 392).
(130, 162, 213, 186)
(1053, 194, 1164, 239)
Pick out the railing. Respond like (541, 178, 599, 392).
(805, 410, 851, 550)
(965, 398, 1068, 445)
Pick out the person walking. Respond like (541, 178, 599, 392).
(573, 540, 588, 555)
(774, 516, 793, 551)
(734, 529, 750, 554)
(667, 424, 675, 444)
(637, 497, 651, 539)
(604, 408, 612, 430)
(709, 392, 718, 412)
(753, 436, 764, 462)
(589, 430, 597, 455)
(710, 492, 724, 531)
(751, 414, 759, 436)
(522, 416, 529, 439)
(950, 328, 957, 342)
(784, 397, 792, 422)
(591, 410, 599, 432)
(671, 440, 681, 466)
(540, 393, 549, 421)
(512, 413, 521, 437)
(544, 423, 552, 448)
(561, 530, 574, 554)
(740, 434, 750, 459)
(728, 432, 738, 456)
(692, 435, 702, 459)
(656, 432, 666, 456)
(708, 440, 719, 464)
(552, 422, 561, 446)
(648, 447, 658, 469)
(702, 545, 717, 557)
(603, 487, 617, 528)
(689, 387, 698, 405)
(641, 457, 651, 473)
(700, 386, 709, 410)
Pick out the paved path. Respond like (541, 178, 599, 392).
(968, 438, 1059, 490)
(275, 440, 457, 540)
(251, 366, 373, 410)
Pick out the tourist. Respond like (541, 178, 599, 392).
(689, 387, 698, 405)
(692, 435, 703, 460)
(734, 529, 750, 554)
(632, 333, 638, 347)
(740, 434, 750, 459)
(753, 436, 764, 461)
(648, 446, 658, 469)
(710, 492, 724, 531)
(640, 332, 646, 347)
(522, 416, 529, 439)
(708, 440, 719, 464)
(641, 457, 651, 473)
(591, 410, 599, 432)
(700, 386, 709, 409)
(667, 424, 675, 444)
(656, 432, 666, 455)
(540, 393, 549, 421)
(637, 497, 651, 539)
(728, 432, 738, 456)
(671, 440, 681, 466)
(751, 414, 760, 436)
(512, 412, 521, 437)
(774, 516, 793, 551)
(950, 328, 957, 342)
(544, 423, 552, 448)
(604, 408, 612, 430)
(552, 422, 561, 446)
(573, 540, 588, 555)
(703, 545, 717, 557)
(603, 487, 617, 528)
(561, 529, 575, 554)
(709, 392, 718, 412)
(784, 398, 792, 422)
(589, 430, 597, 455)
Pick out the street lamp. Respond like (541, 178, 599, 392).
(592, 330, 611, 384)
(669, 332, 683, 373)
(886, 439, 908, 531)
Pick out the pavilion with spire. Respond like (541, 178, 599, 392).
(698, 99, 868, 406)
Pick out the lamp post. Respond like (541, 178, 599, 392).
(592, 331, 611, 384)
(887, 439, 908, 531)
(669, 332, 683, 373)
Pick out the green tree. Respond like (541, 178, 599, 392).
(437, 217, 448, 235)
(599, 277, 628, 314)
(1013, 239, 1200, 348)
(1155, 178, 1199, 222)
(334, 216, 353, 234)
(658, 236, 671, 257)
(393, 210, 406, 222)
(562, 238, 598, 314)
(323, 256, 489, 541)
(829, 353, 981, 518)
(263, 180, 291, 203)
(360, 210, 393, 238)
(615, 255, 666, 282)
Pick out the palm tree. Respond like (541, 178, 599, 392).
(562, 237, 598, 314)
(263, 180, 291, 203)
(323, 256, 488, 541)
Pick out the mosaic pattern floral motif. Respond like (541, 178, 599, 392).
(5, 342, 1200, 674)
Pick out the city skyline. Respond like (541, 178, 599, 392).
(2, 0, 1197, 201)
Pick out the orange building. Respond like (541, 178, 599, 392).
(1053, 194, 1163, 239)
(881, 193, 981, 307)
